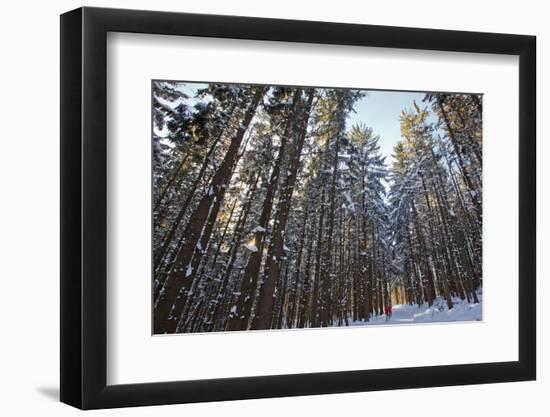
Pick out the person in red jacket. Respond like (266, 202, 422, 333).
(385, 305, 393, 321)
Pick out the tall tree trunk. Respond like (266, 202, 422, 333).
(288, 207, 309, 328)
(153, 129, 224, 272)
(226, 89, 302, 331)
(251, 90, 315, 330)
(155, 149, 190, 210)
(206, 170, 261, 331)
(420, 175, 454, 310)
(275, 260, 291, 329)
(310, 187, 325, 327)
(317, 92, 351, 326)
(437, 98, 482, 223)
(155, 104, 239, 234)
(298, 220, 316, 328)
(319, 128, 340, 327)
(411, 200, 436, 306)
(176, 196, 239, 331)
(154, 87, 266, 334)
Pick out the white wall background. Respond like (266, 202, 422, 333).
(0, 0, 545, 415)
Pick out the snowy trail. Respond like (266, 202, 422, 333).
(349, 293, 482, 327)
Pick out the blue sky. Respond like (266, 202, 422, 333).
(347, 90, 427, 164)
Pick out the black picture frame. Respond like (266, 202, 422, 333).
(60, 6, 536, 410)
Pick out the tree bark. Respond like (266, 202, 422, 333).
(287, 207, 309, 328)
(153, 129, 224, 272)
(154, 87, 266, 334)
(251, 90, 315, 330)
(226, 89, 302, 331)
(437, 98, 482, 223)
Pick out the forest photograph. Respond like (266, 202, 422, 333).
(152, 81, 482, 335)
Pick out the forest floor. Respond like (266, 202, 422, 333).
(350, 292, 483, 326)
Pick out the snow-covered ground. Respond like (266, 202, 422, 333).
(350, 293, 482, 327)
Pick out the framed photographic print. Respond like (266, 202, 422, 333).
(60, 6, 536, 409)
